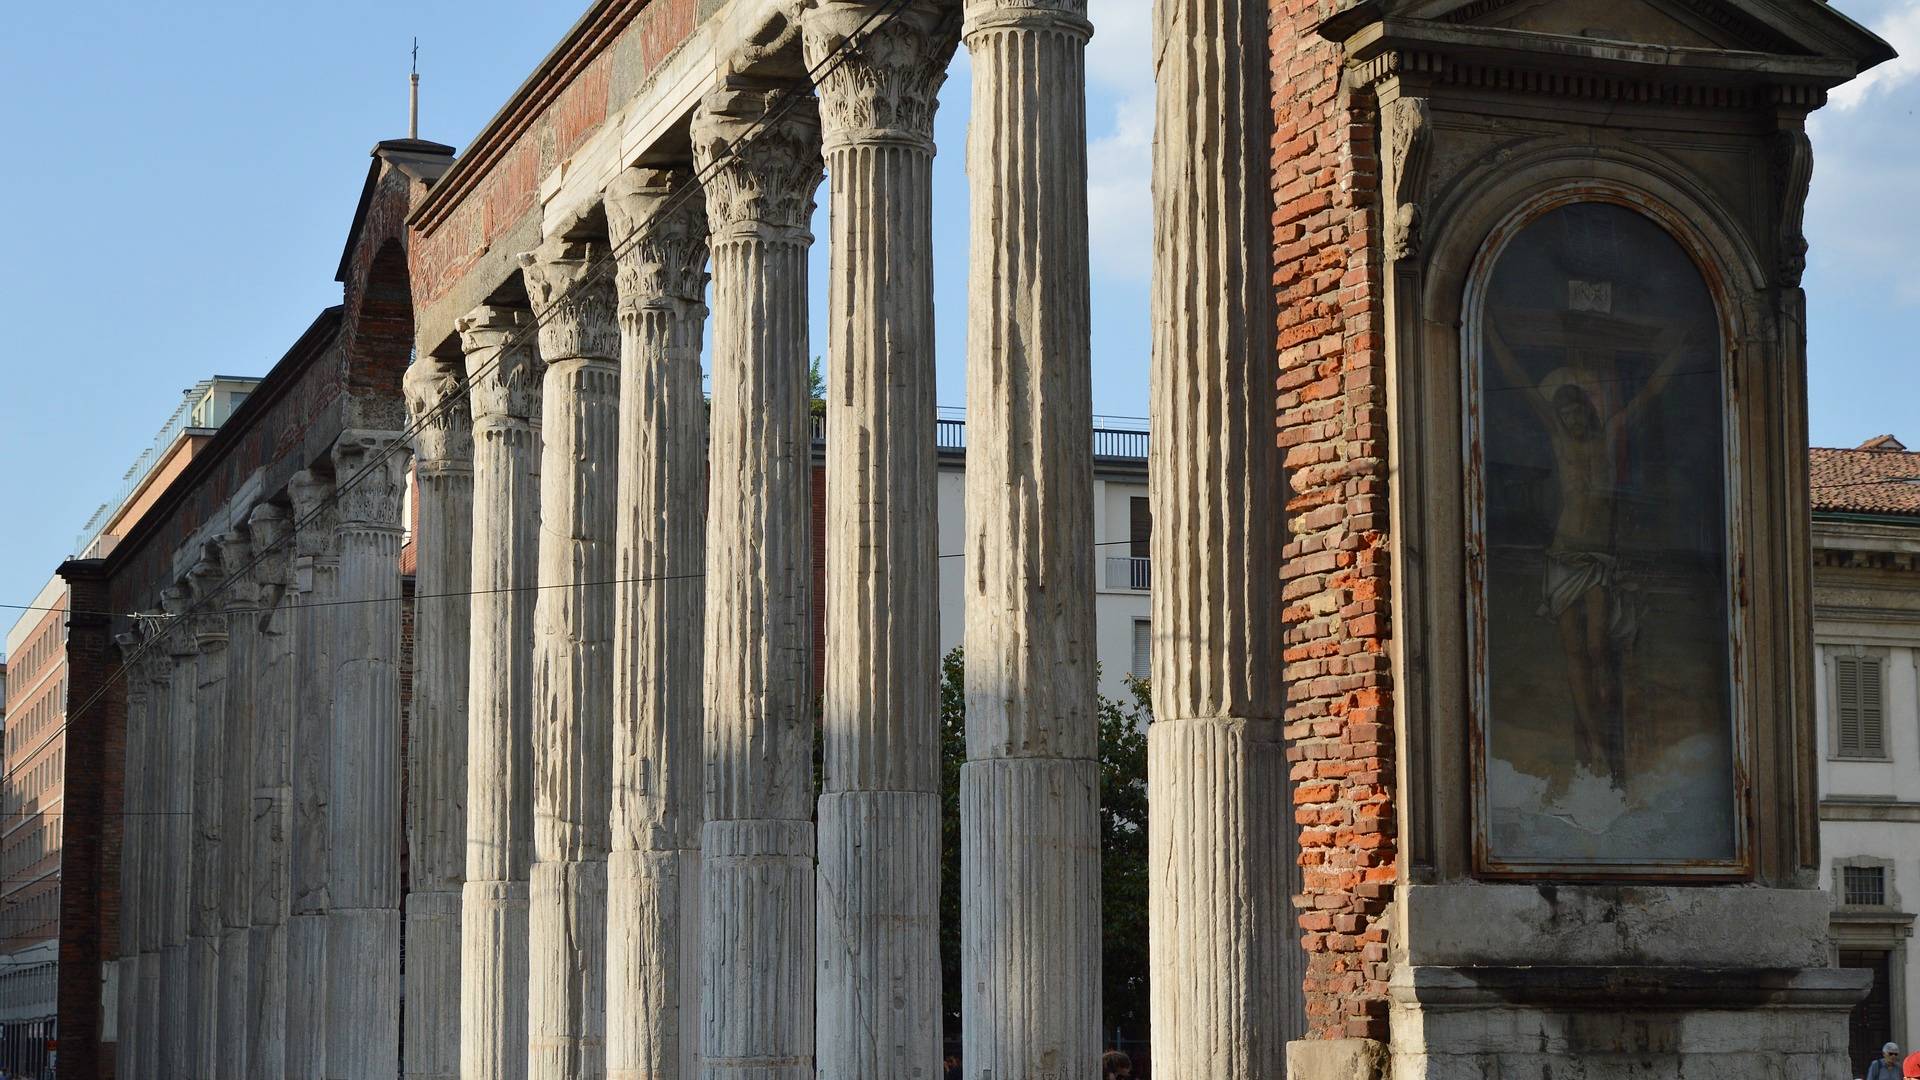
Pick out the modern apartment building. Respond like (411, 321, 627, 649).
(0, 374, 257, 1076)
(1810, 434, 1920, 1074)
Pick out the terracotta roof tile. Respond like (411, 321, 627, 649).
(1810, 439, 1920, 517)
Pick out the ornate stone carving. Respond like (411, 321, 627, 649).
(219, 527, 258, 612)
(330, 431, 406, 527)
(186, 545, 230, 650)
(1772, 126, 1813, 287)
(962, 0, 1089, 36)
(287, 469, 338, 560)
(804, 0, 961, 152)
(520, 237, 621, 362)
(248, 503, 294, 632)
(161, 585, 198, 658)
(1383, 96, 1432, 263)
(405, 354, 474, 466)
(691, 81, 824, 238)
(605, 166, 711, 314)
(458, 303, 543, 421)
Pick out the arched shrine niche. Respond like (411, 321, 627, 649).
(1467, 198, 1746, 877)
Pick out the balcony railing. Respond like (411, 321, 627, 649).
(1104, 556, 1151, 591)
(808, 410, 1149, 462)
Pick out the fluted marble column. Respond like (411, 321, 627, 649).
(1147, 0, 1293, 1070)
(459, 304, 543, 1080)
(960, 2, 1101, 1077)
(522, 234, 621, 1080)
(604, 166, 709, 1080)
(326, 432, 407, 1079)
(248, 503, 296, 1080)
(186, 544, 232, 1080)
(405, 353, 476, 1080)
(799, 6, 957, 1076)
(287, 468, 340, 1080)
(135, 622, 171, 1080)
(219, 525, 259, 1079)
(692, 82, 824, 1080)
(114, 629, 151, 1080)
(160, 584, 197, 1080)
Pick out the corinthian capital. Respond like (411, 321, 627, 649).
(218, 526, 259, 610)
(330, 431, 406, 527)
(248, 503, 294, 629)
(160, 585, 199, 658)
(804, 0, 960, 152)
(691, 81, 824, 239)
(405, 355, 474, 465)
(457, 304, 543, 422)
(186, 545, 230, 650)
(520, 237, 621, 363)
(606, 166, 710, 315)
(288, 469, 339, 559)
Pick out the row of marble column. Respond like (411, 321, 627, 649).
(117, 0, 1290, 1074)
(116, 435, 409, 1080)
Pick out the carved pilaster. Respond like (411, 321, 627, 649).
(1383, 96, 1432, 263)
(1772, 125, 1813, 288)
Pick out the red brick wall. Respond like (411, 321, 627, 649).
(1270, 0, 1395, 1043)
(54, 559, 119, 1079)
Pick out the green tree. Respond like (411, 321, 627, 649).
(936, 648, 1152, 1042)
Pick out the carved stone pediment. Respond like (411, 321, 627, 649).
(1331, 0, 1895, 73)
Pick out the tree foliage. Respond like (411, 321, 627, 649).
(937, 648, 1152, 1040)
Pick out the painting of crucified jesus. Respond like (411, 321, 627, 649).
(1475, 201, 1739, 871)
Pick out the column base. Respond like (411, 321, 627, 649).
(1388, 965, 1868, 1080)
(286, 913, 327, 1080)
(325, 906, 400, 1080)
(1284, 1038, 1387, 1080)
(405, 888, 462, 1080)
(608, 846, 701, 1080)
(700, 818, 815, 1080)
(247, 922, 288, 1080)
(530, 857, 609, 1080)
(959, 757, 1101, 1080)
(816, 790, 941, 1080)
(462, 878, 531, 1080)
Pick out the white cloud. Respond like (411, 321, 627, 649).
(1829, 0, 1920, 110)
(1085, 4, 1155, 279)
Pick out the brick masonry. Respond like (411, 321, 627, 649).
(1269, 0, 1395, 1043)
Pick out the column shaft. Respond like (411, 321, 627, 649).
(325, 434, 406, 1080)
(692, 83, 824, 1080)
(801, 6, 958, 1077)
(219, 526, 259, 1080)
(287, 469, 340, 1080)
(161, 585, 197, 1080)
(1147, 0, 1296, 1071)
(960, 3, 1101, 1077)
(406, 355, 477, 1080)
(605, 166, 709, 1080)
(522, 239, 622, 1080)
(248, 504, 296, 1080)
(114, 635, 149, 1080)
(186, 547, 231, 1080)
(137, 631, 171, 1080)
(460, 305, 543, 1080)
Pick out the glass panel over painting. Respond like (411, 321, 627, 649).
(1476, 201, 1737, 869)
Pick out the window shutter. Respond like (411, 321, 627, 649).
(1861, 657, 1886, 758)
(1132, 620, 1152, 680)
(1836, 655, 1864, 757)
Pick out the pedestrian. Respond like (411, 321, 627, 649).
(1904, 1050, 1920, 1079)
(944, 1053, 962, 1080)
(1103, 1049, 1134, 1079)
(1870, 1043, 1904, 1080)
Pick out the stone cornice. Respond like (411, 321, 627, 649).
(605, 166, 711, 311)
(692, 81, 824, 239)
(522, 237, 623, 362)
(805, 1, 961, 153)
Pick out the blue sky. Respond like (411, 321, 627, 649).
(0, 0, 1912, 622)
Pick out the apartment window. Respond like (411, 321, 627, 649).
(1844, 865, 1889, 908)
(1131, 620, 1152, 681)
(1832, 651, 1888, 760)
